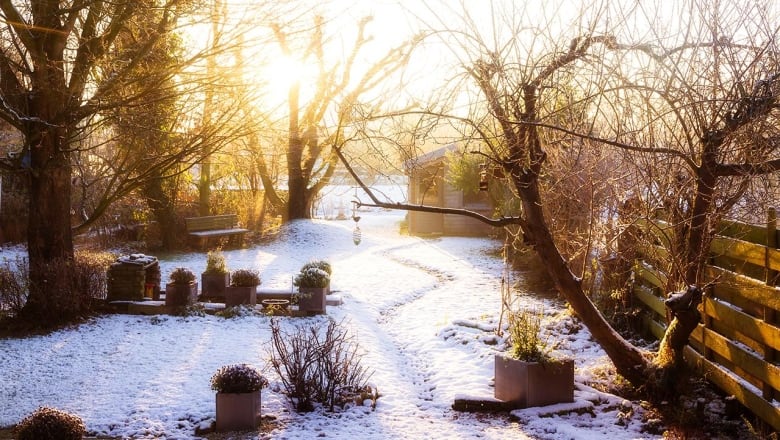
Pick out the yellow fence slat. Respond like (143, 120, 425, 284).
(717, 219, 767, 245)
(685, 346, 780, 432)
(635, 217, 675, 249)
(634, 261, 668, 290)
(770, 248, 780, 273)
(642, 314, 667, 340)
(690, 325, 780, 392)
(633, 285, 667, 320)
(710, 236, 767, 267)
(707, 266, 780, 311)
(636, 243, 671, 264)
(702, 296, 780, 353)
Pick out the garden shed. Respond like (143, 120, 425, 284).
(405, 144, 494, 236)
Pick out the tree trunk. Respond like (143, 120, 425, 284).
(22, 126, 76, 321)
(653, 141, 720, 378)
(142, 176, 178, 251)
(287, 79, 309, 220)
(199, 161, 211, 217)
(515, 174, 650, 385)
(684, 141, 720, 285)
(287, 143, 308, 220)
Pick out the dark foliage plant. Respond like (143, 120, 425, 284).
(210, 363, 268, 393)
(229, 269, 261, 287)
(169, 267, 195, 284)
(301, 260, 332, 275)
(15, 406, 86, 440)
(293, 267, 329, 288)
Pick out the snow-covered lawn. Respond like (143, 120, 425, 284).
(0, 210, 663, 439)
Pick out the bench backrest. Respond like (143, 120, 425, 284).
(185, 214, 238, 232)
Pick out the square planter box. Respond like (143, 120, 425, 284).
(201, 273, 229, 302)
(225, 285, 258, 307)
(296, 287, 327, 314)
(216, 391, 261, 432)
(164, 282, 198, 307)
(494, 354, 574, 408)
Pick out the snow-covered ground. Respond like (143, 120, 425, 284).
(0, 209, 666, 439)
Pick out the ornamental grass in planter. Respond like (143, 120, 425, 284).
(165, 267, 198, 307)
(15, 406, 86, 440)
(225, 268, 260, 307)
(293, 261, 330, 315)
(494, 308, 574, 408)
(201, 249, 229, 302)
(210, 363, 268, 432)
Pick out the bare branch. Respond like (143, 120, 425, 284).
(518, 120, 700, 170)
(334, 146, 524, 228)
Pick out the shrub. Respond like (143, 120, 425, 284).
(22, 257, 102, 325)
(301, 260, 332, 276)
(73, 250, 115, 301)
(15, 406, 86, 440)
(2, 251, 114, 325)
(171, 303, 206, 317)
(507, 308, 548, 362)
(230, 269, 260, 287)
(210, 363, 268, 394)
(268, 318, 373, 412)
(293, 267, 329, 289)
(0, 256, 28, 317)
(169, 267, 195, 284)
(203, 249, 228, 275)
(216, 304, 259, 319)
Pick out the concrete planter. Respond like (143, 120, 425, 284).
(215, 390, 261, 432)
(164, 282, 198, 307)
(225, 285, 258, 307)
(201, 273, 229, 302)
(296, 287, 327, 314)
(494, 354, 574, 408)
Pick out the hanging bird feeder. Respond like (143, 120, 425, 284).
(479, 163, 489, 191)
(351, 198, 362, 246)
(353, 224, 362, 246)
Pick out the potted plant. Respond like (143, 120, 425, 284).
(210, 363, 268, 432)
(201, 249, 229, 302)
(225, 268, 260, 307)
(15, 406, 86, 440)
(494, 308, 574, 408)
(165, 267, 198, 307)
(293, 261, 330, 315)
(301, 260, 332, 292)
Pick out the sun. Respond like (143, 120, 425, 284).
(264, 55, 306, 90)
(255, 54, 321, 107)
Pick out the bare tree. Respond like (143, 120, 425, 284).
(338, 0, 780, 392)
(269, 12, 419, 220)
(0, 1, 266, 321)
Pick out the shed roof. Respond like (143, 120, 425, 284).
(403, 143, 459, 174)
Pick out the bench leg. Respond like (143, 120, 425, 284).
(229, 234, 244, 248)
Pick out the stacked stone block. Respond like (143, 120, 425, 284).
(107, 254, 160, 301)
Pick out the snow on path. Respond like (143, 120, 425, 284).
(266, 214, 533, 439)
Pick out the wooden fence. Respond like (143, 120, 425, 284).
(632, 208, 780, 430)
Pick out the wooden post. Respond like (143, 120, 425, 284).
(767, 208, 778, 286)
(762, 208, 777, 401)
(702, 287, 713, 361)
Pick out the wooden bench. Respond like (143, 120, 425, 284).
(185, 214, 249, 248)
